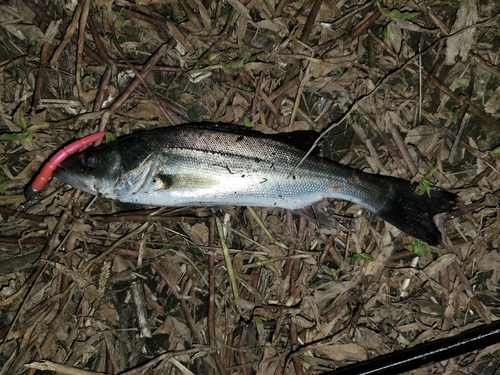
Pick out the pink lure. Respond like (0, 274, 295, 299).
(25, 131, 107, 200)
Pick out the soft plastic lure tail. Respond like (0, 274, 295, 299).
(25, 131, 107, 201)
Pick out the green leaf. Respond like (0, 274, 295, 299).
(13, 108, 28, 130)
(390, 10, 416, 21)
(243, 117, 251, 127)
(223, 59, 246, 73)
(197, 47, 207, 58)
(221, 4, 232, 16)
(455, 78, 469, 87)
(0, 181, 10, 194)
(253, 316, 267, 336)
(415, 179, 430, 196)
(0, 131, 31, 141)
(187, 109, 198, 120)
(105, 132, 117, 143)
(416, 165, 438, 196)
(408, 239, 430, 257)
(452, 109, 459, 124)
(384, 24, 394, 41)
(114, 8, 127, 29)
(321, 265, 341, 279)
(490, 146, 500, 155)
(351, 253, 375, 264)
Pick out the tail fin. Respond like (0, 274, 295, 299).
(375, 178, 457, 245)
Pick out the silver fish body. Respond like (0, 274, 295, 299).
(54, 123, 457, 244)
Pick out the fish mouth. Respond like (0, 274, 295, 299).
(52, 166, 73, 185)
(53, 166, 96, 195)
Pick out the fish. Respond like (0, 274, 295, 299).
(53, 123, 458, 245)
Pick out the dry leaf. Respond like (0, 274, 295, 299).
(96, 302, 119, 326)
(313, 343, 368, 361)
(445, 0, 478, 65)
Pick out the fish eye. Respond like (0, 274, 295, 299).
(81, 152, 98, 169)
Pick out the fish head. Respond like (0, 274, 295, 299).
(55, 137, 161, 200)
(54, 143, 125, 198)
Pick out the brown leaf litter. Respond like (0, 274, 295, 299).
(1, 0, 500, 374)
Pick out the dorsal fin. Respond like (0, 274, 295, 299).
(269, 130, 319, 152)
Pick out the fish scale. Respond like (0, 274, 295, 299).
(116, 132, 367, 209)
(54, 123, 457, 245)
